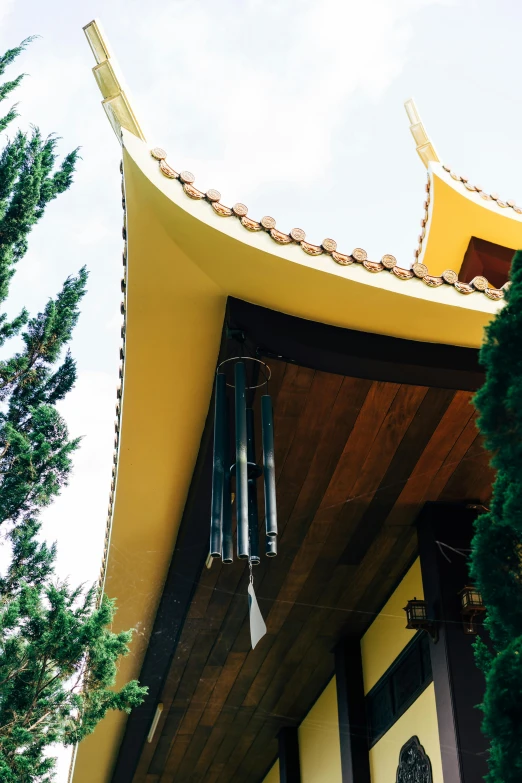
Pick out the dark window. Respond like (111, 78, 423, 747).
(366, 632, 432, 746)
(369, 680, 394, 740)
(393, 643, 423, 708)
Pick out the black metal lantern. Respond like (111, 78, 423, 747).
(403, 598, 437, 641)
(209, 357, 278, 565)
(459, 585, 485, 635)
(404, 597, 428, 628)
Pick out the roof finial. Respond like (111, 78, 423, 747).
(83, 19, 146, 143)
(404, 98, 439, 168)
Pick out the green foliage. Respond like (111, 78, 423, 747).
(471, 249, 522, 782)
(0, 533, 146, 782)
(0, 35, 86, 530)
(0, 40, 146, 780)
(0, 38, 34, 133)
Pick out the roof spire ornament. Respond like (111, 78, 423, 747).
(83, 19, 146, 143)
(404, 98, 439, 168)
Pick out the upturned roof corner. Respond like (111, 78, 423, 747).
(404, 98, 440, 167)
(83, 19, 146, 143)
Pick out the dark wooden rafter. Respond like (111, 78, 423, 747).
(278, 727, 301, 783)
(227, 299, 483, 392)
(334, 639, 370, 783)
(111, 300, 492, 783)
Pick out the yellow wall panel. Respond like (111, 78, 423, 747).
(262, 760, 279, 783)
(298, 676, 342, 783)
(369, 684, 443, 782)
(361, 559, 423, 694)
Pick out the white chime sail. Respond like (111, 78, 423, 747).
(248, 581, 267, 649)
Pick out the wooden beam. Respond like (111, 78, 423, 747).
(228, 298, 483, 392)
(417, 502, 488, 783)
(334, 639, 370, 783)
(278, 727, 301, 783)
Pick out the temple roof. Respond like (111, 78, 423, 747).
(148, 145, 514, 301)
(82, 18, 522, 307)
(119, 129, 502, 346)
(70, 19, 518, 783)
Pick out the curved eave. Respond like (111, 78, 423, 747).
(125, 132, 502, 345)
(420, 162, 522, 277)
(72, 130, 502, 782)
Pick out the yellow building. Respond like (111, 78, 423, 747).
(70, 19, 518, 783)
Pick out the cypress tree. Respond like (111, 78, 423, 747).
(471, 251, 522, 782)
(0, 39, 146, 781)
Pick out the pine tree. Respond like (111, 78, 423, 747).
(0, 39, 146, 780)
(471, 250, 522, 782)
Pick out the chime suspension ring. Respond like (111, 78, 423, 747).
(216, 356, 271, 389)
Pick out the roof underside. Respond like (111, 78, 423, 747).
(72, 125, 507, 782)
(120, 347, 492, 782)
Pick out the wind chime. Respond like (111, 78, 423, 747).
(209, 357, 277, 648)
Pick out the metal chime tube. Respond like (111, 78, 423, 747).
(235, 361, 250, 559)
(266, 536, 277, 557)
(246, 408, 260, 565)
(210, 372, 227, 558)
(261, 394, 277, 539)
(221, 404, 233, 564)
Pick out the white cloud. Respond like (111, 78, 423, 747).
(0, 0, 14, 29)
(129, 0, 450, 194)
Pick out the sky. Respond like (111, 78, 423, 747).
(1, 0, 522, 779)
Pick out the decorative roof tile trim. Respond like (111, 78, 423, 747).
(96, 158, 127, 603)
(441, 164, 522, 216)
(149, 146, 505, 302)
(414, 173, 431, 263)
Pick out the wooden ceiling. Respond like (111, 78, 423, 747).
(132, 358, 493, 783)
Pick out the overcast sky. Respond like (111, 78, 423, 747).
(1, 0, 522, 778)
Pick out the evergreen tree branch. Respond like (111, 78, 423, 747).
(0, 37, 146, 780)
(0, 38, 35, 80)
(471, 249, 522, 782)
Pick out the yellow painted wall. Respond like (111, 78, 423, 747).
(369, 684, 443, 782)
(361, 559, 443, 781)
(262, 760, 279, 783)
(298, 676, 342, 783)
(361, 559, 423, 694)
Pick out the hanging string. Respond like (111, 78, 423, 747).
(436, 540, 471, 563)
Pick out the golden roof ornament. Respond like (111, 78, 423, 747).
(404, 98, 439, 167)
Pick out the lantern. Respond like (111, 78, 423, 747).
(403, 598, 437, 641)
(459, 585, 485, 635)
